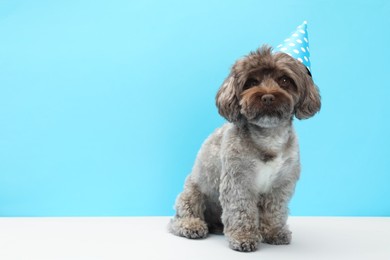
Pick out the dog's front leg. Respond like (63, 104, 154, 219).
(258, 184, 295, 245)
(219, 168, 261, 252)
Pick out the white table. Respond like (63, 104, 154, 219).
(0, 217, 389, 260)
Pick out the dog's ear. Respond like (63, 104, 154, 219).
(295, 73, 321, 119)
(216, 74, 241, 122)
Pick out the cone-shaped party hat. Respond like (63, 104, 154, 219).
(275, 21, 311, 73)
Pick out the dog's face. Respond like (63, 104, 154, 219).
(216, 45, 321, 127)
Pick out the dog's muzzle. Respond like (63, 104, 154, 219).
(239, 88, 294, 126)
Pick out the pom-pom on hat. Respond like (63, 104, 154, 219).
(275, 21, 311, 74)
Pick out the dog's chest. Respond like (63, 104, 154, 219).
(253, 155, 284, 194)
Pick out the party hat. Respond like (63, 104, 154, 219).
(275, 21, 311, 73)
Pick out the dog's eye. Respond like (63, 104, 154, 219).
(243, 78, 259, 90)
(278, 76, 294, 89)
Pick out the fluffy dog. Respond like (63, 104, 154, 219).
(168, 45, 321, 252)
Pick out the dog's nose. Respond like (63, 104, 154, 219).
(261, 94, 275, 105)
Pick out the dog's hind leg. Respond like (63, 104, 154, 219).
(168, 176, 209, 239)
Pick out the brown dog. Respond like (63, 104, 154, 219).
(169, 45, 321, 252)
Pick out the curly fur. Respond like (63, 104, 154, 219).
(168, 45, 321, 252)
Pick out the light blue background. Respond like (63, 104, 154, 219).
(1, 0, 389, 217)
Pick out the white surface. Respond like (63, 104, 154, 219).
(0, 217, 389, 260)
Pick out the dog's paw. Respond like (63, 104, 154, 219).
(169, 217, 208, 239)
(227, 233, 260, 252)
(262, 229, 292, 245)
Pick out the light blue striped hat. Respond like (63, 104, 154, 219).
(275, 21, 311, 73)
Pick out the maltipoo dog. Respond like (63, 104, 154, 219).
(169, 45, 321, 252)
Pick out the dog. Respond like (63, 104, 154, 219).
(168, 45, 321, 252)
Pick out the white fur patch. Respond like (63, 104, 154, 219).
(253, 116, 282, 128)
(254, 156, 283, 194)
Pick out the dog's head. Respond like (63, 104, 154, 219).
(216, 45, 321, 127)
